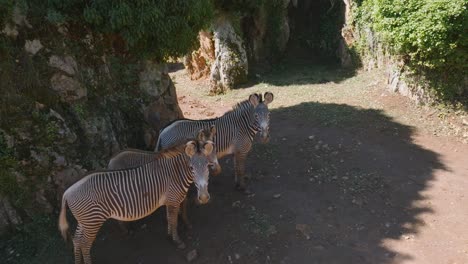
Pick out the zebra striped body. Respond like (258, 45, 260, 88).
(107, 128, 218, 230)
(156, 93, 274, 190)
(156, 104, 252, 156)
(108, 148, 158, 170)
(59, 141, 213, 264)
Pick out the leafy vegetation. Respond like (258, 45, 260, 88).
(1, 0, 214, 60)
(353, 0, 468, 100)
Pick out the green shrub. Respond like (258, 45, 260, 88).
(20, 0, 215, 60)
(214, 0, 263, 14)
(354, 0, 468, 100)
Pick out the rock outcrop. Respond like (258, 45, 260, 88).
(183, 2, 292, 92)
(184, 31, 215, 80)
(342, 0, 431, 104)
(0, 12, 182, 234)
(209, 18, 248, 94)
(243, 0, 291, 64)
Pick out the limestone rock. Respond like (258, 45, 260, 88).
(143, 73, 183, 148)
(0, 129, 15, 148)
(2, 6, 30, 39)
(139, 61, 169, 98)
(12, 6, 32, 28)
(1, 13, 184, 233)
(24, 39, 43, 55)
(337, 38, 353, 68)
(54, 166, 87, 196)
(80, 114, 121, 163)
(50, 73, 87, 102)
(140, 60, 183, 146)
(49, 55, 78, 75)
(209, 18, 248, 94)
(2, 23, 19, 38)
(35, 190, 53, 214)
(276, 15, 290, 54)
(0, 196, 22, 235)
(243, 1, 290, 64)
(30, 149, 50, 168)
(184, 31, 215, 80)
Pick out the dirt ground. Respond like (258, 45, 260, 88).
(91, 61, 468, 264)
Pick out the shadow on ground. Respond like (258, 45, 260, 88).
(242, 57, 357, 90)
(88, 101, 445, 264)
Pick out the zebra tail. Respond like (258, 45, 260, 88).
(58, 195, 69, 242)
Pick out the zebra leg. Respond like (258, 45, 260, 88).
(166, 205, 186, 249)
(78, 221, 105, 264)
(180, 197, 192, 229)
(73, 225, 84, 264)
(234, 151, 249, 191)
(81, 239, 94, 264)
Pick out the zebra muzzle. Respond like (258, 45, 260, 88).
(198, 193, 210, 204)
(260, 132, 270, 143)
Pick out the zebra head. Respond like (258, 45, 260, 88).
(250, 92, 274, 143)
(185, 140, 215, 204)
(196, 125, 222, 176)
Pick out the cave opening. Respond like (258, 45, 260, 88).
(287, 0, 346, 63)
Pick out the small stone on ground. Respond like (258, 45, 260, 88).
(186, 249, 198, 262)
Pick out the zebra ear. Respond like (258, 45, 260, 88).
(204, 141, 214, 155)
(264, 92, 274, 105)
(197, 129, 205, 141)
(249, 94, 259, 107)
(209, 125, 216, 139)
(185, 141, 197, 157)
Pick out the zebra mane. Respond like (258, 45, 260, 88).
(229, 99, 254, 114)
(158, 98, 255, 131)
(154, 139, 203, 160)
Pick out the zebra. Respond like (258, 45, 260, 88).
(155, 92, 274, 190)
(58, 139, 214, 264)
(110, 125, 221, 176)
(107, 127, 218, 230)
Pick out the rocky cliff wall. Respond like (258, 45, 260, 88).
(0, 11, 182, 234)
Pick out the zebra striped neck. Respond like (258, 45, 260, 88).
(229, 100, 259, 136)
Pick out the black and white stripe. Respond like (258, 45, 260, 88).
(59, 143, 204, 264)
(155, 99, 260, 188)
(157, 100, 258, 157)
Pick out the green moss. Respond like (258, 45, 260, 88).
(71, 102, 87, 120)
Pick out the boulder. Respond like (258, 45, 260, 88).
(0, 196, 22, 235)
(184, 31, 215, 80)
(24, 39, 43, 55)
(49, 55, 78, 75)
(209, 17, 248, 94)
(242, 1, 290, 64)
(139, 61, 169, 97)
(50, 73, 87, 102)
